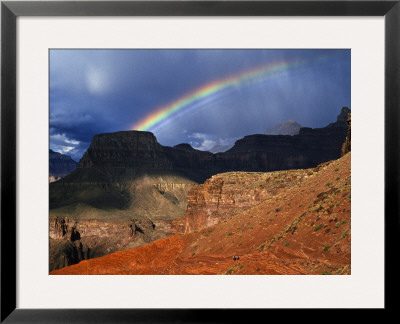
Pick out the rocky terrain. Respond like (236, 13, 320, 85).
(49, 149, 78, 182)
(49, 171, 193, 270)
(265, 119, 302, 135)
(49, 107, 350, 272)
(184, 170, 309, 233)
(51, 151, 351, 275)
(49, 216, 183, 271)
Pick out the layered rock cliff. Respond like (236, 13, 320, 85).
(75, 107, 349, 175)
(184, 170, 310, 233)
(79, 131, 172, 169)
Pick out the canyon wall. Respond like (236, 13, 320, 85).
(49, 107, 350, 271)
(76, 107, 349, 174)
(184, 169, 311, 233)
(49, 216, 182, 271)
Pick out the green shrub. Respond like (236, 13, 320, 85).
(323, 246, 331, 252)
(226, 263, 242, 275)
(340, 229, 349, 240)
(314, 224, 322, 231)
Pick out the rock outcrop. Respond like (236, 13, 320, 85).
(341, 112, 351, 156)
(184, 170, 310, 233)
(79, 131, 172, 169)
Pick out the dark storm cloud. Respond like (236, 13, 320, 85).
(50, 49, 350, 161)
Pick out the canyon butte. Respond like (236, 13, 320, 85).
(49, 107, 351, 274)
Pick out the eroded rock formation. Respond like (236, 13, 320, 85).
(49, 216, 181, 271)
(184, 170, 310, 233)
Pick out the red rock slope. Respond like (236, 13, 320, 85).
(51, 152, 351, 275)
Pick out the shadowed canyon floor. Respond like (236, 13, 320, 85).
(51, 152, 351, 275)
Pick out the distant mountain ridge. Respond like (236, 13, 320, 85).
(208, 144, 233, 153)
(265, 119, 302, 136)
(49, 149, 78, 182)
(77, 107, 349, 173)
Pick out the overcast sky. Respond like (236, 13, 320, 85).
(50, 49, 350, 161)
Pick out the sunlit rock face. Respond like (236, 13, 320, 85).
(184, 170, 308, 233)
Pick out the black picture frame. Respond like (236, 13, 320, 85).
(1, 0, 399, 321)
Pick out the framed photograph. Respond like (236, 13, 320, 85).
(1, 0, 399, 321)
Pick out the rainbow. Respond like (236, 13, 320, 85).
(132, 57, 319, 132)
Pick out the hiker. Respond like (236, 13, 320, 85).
(233, 256, 236, 261)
